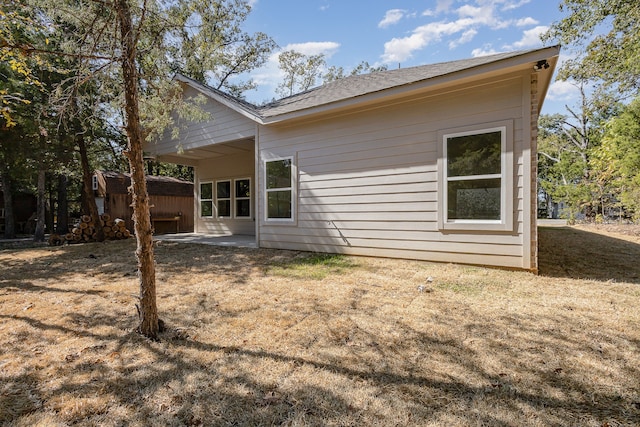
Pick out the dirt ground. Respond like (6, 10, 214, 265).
(1, 224, 639, 426)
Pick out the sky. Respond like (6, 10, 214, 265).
(233, 0, 578, 116)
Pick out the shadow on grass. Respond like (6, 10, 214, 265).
(3, 308, 636, 426)
(538, 226, 640, 283)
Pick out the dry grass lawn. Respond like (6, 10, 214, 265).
(1, 224, 639, 426)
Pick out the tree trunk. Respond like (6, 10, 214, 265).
(116, 0, 159, 339)
(47, 176, 55, 234)
(77, 132, 105, 242)
(56, 174, 69, 234)
(0, 167, 16, 239)
(34, 169, 46, 242)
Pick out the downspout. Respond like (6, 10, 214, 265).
(254, 123, 260, 247)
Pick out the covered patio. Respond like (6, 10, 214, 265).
(153, 233, 257, 248)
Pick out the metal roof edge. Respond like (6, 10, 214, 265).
(173, 74, 265, 124)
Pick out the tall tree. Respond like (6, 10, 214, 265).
(323, 61, 388, 83)
(592, 98, 640, 221)
(543, 1, 640, 97)
(537, 85, 617, 221)
(276, 50, 326, 98)
(0, 0, 46, 126)
(28, 0, 272, 339)
(166, 0, 276, 98)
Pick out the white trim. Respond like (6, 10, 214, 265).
(438, 120, 514, 232)
(263, 156, 296, 223)
(215, 179, 232, 218)
(199, 181, 214, 218)
(233, 177, 252, 219)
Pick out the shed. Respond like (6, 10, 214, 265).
(144, 46, 560, 271)
(93, 171, 194, 234)
(0, 187, 37, 234)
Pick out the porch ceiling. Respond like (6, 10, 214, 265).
(172, 138, 254, 161)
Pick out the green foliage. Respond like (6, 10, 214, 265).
(267, 253, 357, 280)
(276, 53, 390, 98)
(323, 61, 388, 83)
(592, 97, 640, 220)
(276, 50, 326, 98)
(536, 85, 619, 220)
(0, 0, 48, 127)
(537, 83, 640, 222)
(164, 0, 276, 98)
(544, 1, 640, 96)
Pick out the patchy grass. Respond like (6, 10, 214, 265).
(1, 225, 639, 426)
(266, 253, 359, 280)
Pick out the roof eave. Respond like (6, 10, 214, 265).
(261, 45, 561, 125)
(173, 74, 265, 125)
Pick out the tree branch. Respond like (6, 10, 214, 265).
(1, 42, 115, 61)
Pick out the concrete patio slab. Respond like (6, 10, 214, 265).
(153, 233, 257, 248)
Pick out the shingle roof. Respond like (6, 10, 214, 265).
(98, 171, 193, 197)
(176, 46, 560, 121)
(256, 48, 545, 117)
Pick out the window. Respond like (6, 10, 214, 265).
(216, 180, 231, 217)
(201, 177, 252, 220)
(235, 178, 251, 218)
(265, 157, 293, 221)
(439, 122, 513, 231)
(200, 182, 213, 217)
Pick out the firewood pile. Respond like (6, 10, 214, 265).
(65, 213, 132, 243)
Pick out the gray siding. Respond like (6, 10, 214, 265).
(151, 85, 256, 157)
(258, 73, 531, 269)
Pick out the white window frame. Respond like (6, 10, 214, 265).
(437, 120, 514, 232)
(199, 181, 214, 218)
(234, 177, 252, 219)
(263, 156, 295, 223)
(215, 179, 232, 218)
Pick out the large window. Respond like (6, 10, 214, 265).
(235, 178, 251, 218)
(216, 180, 231, 217)
(201, 178, 252, 219)
(265, 157, 293, 221)
(439, 122, 513, 231)
(200, 182, 213, 217)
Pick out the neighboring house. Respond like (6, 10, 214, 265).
(93, 171, 194, 234)
(144, 46, 560, 271)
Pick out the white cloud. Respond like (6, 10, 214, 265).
(546, 80, 580, 102)
(382, 19, 477, 63)
(456, 4, 499, 27)
(505, 25, 548, 49)
(471, 46, 500, 57)
(380, 1, 550, 64)
(381, 2, 507, 63)
(283, 41, 340, 57)
(449, 29, 478, 49)
(436, 0, 454, 14)
(516, 17, 539, 27)
(379, 9, 406, 28)
(502, 0, 532, 11)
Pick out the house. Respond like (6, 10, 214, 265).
(93, 171, 194, 234)
(144, 45, 560, 271)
